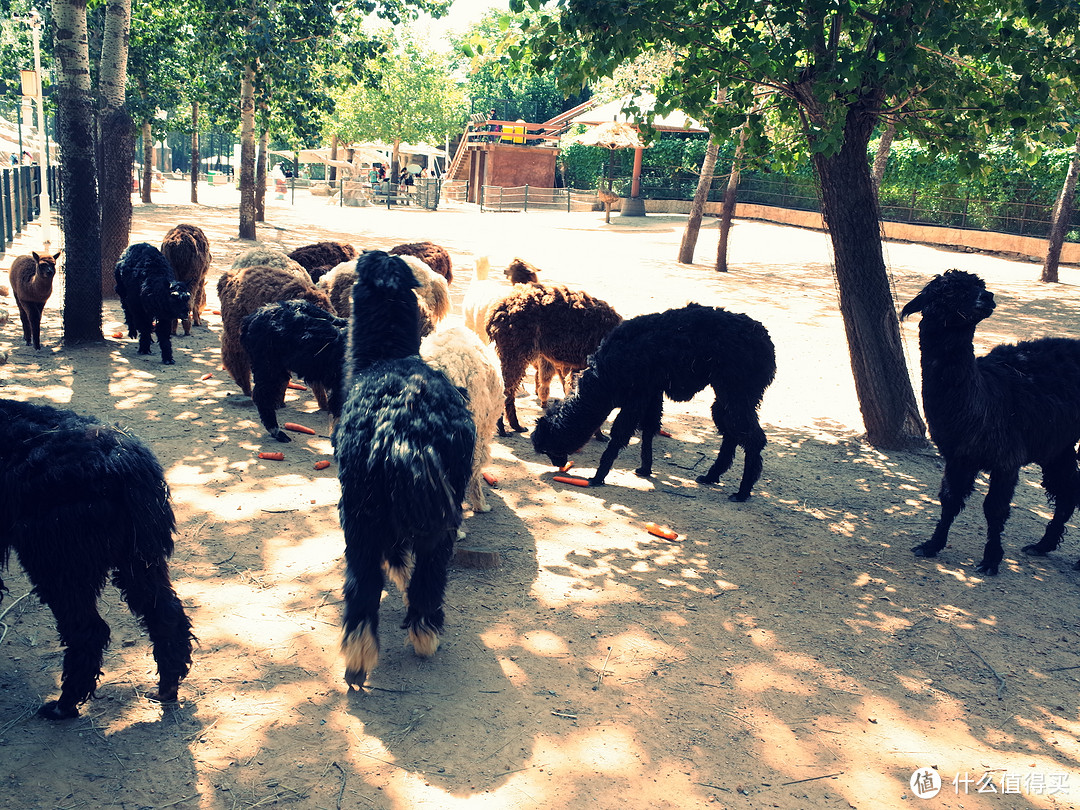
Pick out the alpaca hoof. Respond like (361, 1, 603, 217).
(593, 430, 608, 442)
(271, 430, 292, 443)
(911, 543, 939, 558)
(37, 701, 79, 720)
(162, 358, 175, 365)
(408, 625, 441, 658)
(975, 561, 1000, 576)
(138, 348, 151, 355)
(588, 477, 606, 487)
(634, 467, 652, 478)
(729, 492, 751, 502)
(1021, 542, 1056, 557)
(1073, 558, 1080, 571)
(695, 474, 719, 485)
(147, 685, 180, 704)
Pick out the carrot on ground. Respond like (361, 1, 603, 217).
(199, 372, 213, 380)
(644, 522, 679, 540)
(559, 461, 574, 472)
(286, 381, 308, 391)
(283, 422, 316, 435)
(314, 459, 332, 470)
(553, 475, 590, 487)
(482, 472, 498, 486)
(258, 451, 285, 461)
(111, 331, 124, 339)
(658, 429, 673, 438)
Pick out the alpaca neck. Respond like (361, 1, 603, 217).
(550, 372, 614, 446)
(348, 294, 421, 375)
(918, 324, 987, 423)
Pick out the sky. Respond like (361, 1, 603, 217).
(414, 0, 510, 50)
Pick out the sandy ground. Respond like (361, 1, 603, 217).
(1, 179, 1079, 810)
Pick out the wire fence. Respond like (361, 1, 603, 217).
(0, 164, 59, 256)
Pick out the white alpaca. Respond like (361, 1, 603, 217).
(318, 254, 450, 334)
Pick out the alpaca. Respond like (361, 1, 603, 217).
(114, 243, 192, 365)
(485, 282, 622, 434)
(334, 251, 475, 687)
(9, 249, 60, 350)
(288, 241, 357, 283)
(229, 246, 308, 279)
(317, 255, 450, 336)
(217, 264, 335, 405)
(532, 303, 776, 500)
(420, 325, 504, 514)
(240, 299, 348, 442)
(389, 241, 453, 285)
(900, 269, 1080, 574)
(160, 224, 211, 335)
(0, 398, 194, 719)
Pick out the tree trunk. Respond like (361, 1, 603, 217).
(238, 63, 256, 240)
(871, 120, 896, 192)
(678, 139, 719, 264)
(97, 0, 132, 299)
(810, 106, 925, 450)
(54, 0, 103, 343)
(1042, 131, 1080, 284)
(255, 124, 268, 222)
(716, 124, 748, 273)
(141, 120, 153, 202)
(190, 101, 200, 204)
(329, 134, 339, 185)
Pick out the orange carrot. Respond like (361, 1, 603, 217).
(111, 331, 124, 339)
(559, 461, 574, 472)
(283, 422, 316, 435)
(644, 522, 679, 540)
(212, 309, 221, 315)
(658, 429, 673, 438)
(200, 372, 213, 380)
(553, 475, 590, 487)
(482, 472, 498, 486)
(314, 459, 332, 470)
(258, 451, 285, 461)
(287, 382, 308, 391)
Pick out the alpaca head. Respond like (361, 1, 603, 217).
(30, 250, 60, 282)
(900, 269, 996, 329)
(505, 257, 540, 284)
(167, 281, 193, 320)
(531, 413, 571, 469)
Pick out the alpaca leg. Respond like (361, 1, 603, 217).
(191, 282, 205, 327)
(112, 560, 194, 703)
(498, 356, 531, 434)
(634, 395, 665, 478)
(592, 406, 643, 485)
(913, 461, 979, 559)
(28, 302, 45, 350)
(401, 533, 454, 658)
(1023, 451, 1079, 556)
(222, 344, 254, 396)
(466, 470, 489, 513)
(535, 358, 553, 407)
(14, 297, 32, 346)
(976, 467, 1019, 575)
(155, 318, 175, 364)
(311, 381, 331, 411)
(36, 584, 111, 719)
(697, 398, 740, 488)
(251, 366, 292, 441)
(340, 544, 385, 688)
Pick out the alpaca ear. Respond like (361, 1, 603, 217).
(899, 294, 924, 321)
(31, 251, 40, 262)
(52, 249, 61, 260)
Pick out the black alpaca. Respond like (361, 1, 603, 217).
(114, 242, 192, 365)
(240, 299, 348, 442)
(0, 399, 194, 719)
(333, 251, 475, 688)
(532, 303, 776, 501)
(901, 269, 1080, 575)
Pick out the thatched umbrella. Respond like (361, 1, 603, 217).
(569, 121, 646, 222)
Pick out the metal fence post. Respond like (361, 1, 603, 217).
(524, 184, 529, 212)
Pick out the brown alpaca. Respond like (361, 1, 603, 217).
(160, 224, 211, 335)
(10, 250, 60, 350)
(485, 282, 622, 433)
(217, 264, 335, 408)
(287, 241, 357, 283)
(389, 241, 453, 285)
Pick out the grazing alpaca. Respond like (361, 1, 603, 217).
(229, 246, 309, 279)
(114, 243, 192, 365)
(217, 263, 335, 403)
(485, 282, 622, 434)
(317, 255, 450, 336)
(9, 249, 60, 350)
(532, 303, 776, 500)
(334, 251, 475, 687)
(0, 398, 194, 719)
(288, 241, 357, 283)
(240, 300, 348, 442)
(901, 269, 1080, 574)
(420, 325, 504, 514)
(389, 241, 453, 285)
(160, 224, 211, 335)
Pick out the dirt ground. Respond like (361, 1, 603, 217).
(1, 180, 1079, 810)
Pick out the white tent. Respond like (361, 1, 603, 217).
(568, 93, 707, 133)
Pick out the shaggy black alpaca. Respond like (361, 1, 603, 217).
(0, 399, 194, 719)
(901, 269, 1080, 575)
(240, 299, 348, 442)
(334, 251, 475, 688)
(114, 242, 192, 365)
(532, 303, 776, 501)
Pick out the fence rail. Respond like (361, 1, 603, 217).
(1, 164, 58, 257)
(480, 185, 597, 213)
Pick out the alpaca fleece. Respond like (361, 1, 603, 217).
(485, 281, 622, 433)
(317, 255, 449, 336)
(421, 325, 504, 514)
(217, 263, 335, 404)
(0, 398, 194, 719)
(901, 269, 1080, 574)
(532, 303, 775, 500)
(114, 243, 192, 365)
(334, 251, 474, 688)
(241, 300, 348, 442)
(288, 241, 357, 283)
(389, 241, 453, 285)
(9, 249, 60, 350)
(230, 246, 309, 279)
(160, 224, 211, 334)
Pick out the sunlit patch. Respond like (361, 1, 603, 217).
(519, 630, 570, 657)
(731, 663, 814, 695)
(496, 656, 528, 687)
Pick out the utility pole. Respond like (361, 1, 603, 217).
(27, 8, 51, 248)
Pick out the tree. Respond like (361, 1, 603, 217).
(1042, 130, 1080, 284)
(97, 0, 133, 298)
(514, 0, 1080, 450)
